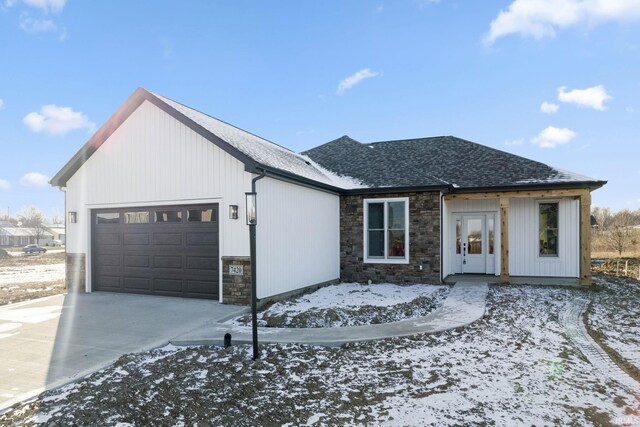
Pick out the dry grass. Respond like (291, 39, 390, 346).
(0, 251, 65, 267)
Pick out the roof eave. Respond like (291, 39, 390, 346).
(451, 180, 607, 194)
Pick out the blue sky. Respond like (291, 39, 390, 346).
(1, 0, 639, 219)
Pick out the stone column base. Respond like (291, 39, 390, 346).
(222, 256, 252, 305)
(65, 253, 86, 293)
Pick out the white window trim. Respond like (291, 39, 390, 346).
(363, 197, 410, 264)
(536, 199, 560, 260)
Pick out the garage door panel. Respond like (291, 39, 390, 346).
(96, 233, 121, 246)
(186, 256, 217, 270)
(153, 255, 183, 269)
(124, 277, 151, 291)
(123, 255, 150, 268)
(95, 275, 121, 290)
(186, 280, 216, 295)
(93, 204, 219, 299)
(154, 279, 184, 292)
(153, 232, 183, 246)
(123, 233, 150, 246)
(186, 231, 218, 246)
(96, 255, 121, 267)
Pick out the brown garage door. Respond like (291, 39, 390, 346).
(92, 204, 219, 299)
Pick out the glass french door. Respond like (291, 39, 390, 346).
(453, 214, 495, 274)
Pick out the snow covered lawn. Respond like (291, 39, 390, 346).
(589, 274, 640, 370)
(0, 253, 65, 306)
(3, 280, 639, 426)
(230, 283, 449, 328)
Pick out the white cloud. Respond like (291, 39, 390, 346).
(23, 104, 95, 135)
(557, 85, 611, 110)
(540, 101, 559, 114)
(20, 15, 56, 33)
(0, 99, 4, 109)
(531, 126, 576, 148)
(484, 0, 640, 45)
(505, 138, 524, 146)
(23, 0, 66, 13)
(0, 179, 10, 190)
(20, 172, 50, 187)
(336, 68, 380, 95)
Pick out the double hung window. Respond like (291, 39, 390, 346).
(364, 198, 409, 263)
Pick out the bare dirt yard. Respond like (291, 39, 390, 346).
(1, 273, 639, 426)
(0, 251, 65, 306)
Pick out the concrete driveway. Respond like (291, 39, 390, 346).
(0, 292, 246, 411)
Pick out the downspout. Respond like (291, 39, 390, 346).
(440, 185, 453, 284)
(440, 191, 444, 284)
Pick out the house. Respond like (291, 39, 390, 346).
(50, 88, 605, 304)
(0, 227, 53, 247)
(42, 224, 66, 245)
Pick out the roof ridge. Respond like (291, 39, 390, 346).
(149, 90, 297, 155)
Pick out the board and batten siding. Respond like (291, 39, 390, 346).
(63, 100, 253, 293)
(509, 197, 579, 277)
(442, 198, 500, 278)
(255, 177, 340, 299)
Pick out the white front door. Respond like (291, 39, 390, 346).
(452, 213, 496, 274)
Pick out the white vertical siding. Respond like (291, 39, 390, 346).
(64, 100, 255, 297)
(509, 198, 579, 277)
(65, 100, 252, 258)
(255, 177, 340, 299)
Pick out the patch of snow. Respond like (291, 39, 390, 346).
(258, 283, 446, 315)
(0, 263, 65, 285)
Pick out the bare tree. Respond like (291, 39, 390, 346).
(606, 210, 638, 256)
(17, 206, 46, 244)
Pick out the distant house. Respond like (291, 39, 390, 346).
(0, 227, 53, 247)
(42, 224, 66, 244)
(50, 88, 606, 304)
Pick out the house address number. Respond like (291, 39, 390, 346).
(229, 265, 244, 276)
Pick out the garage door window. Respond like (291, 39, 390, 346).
(155, 210, 182, 223)
(96, 212, 120, 224)
(124, 211, 149, 224)
(188, 208, 215, 222)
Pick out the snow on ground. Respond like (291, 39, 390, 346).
(0, 263, 65, 285)
(229, 283, 450, 328)
(3, 281, 639, 426)
(264, 283, 446, 311)
(589, 274, 640, 368)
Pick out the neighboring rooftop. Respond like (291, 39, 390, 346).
(303, 135, 604, 190)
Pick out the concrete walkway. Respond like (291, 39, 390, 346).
(173, 282, 489, 347)
(0, 293, 246, 412)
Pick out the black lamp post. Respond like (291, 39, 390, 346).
(245, 190, 259, 360)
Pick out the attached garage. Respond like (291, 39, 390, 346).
(92, 204, 219, 299)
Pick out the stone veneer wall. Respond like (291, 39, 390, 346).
(65, 253, 86, 292)
(340, 191, 441, 284)
(222, 256, 252, 305)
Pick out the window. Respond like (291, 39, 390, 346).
(155, 210, 182, 223)
(96, 212, 120, 224)
(488, 217, 494, 255)
(539, 202, 559, 256)
(364, 198, 409, 263)
(124, 211, 149, 224)
(188, 208, 215, 223)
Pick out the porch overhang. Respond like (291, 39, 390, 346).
(444, 187, 593, 286)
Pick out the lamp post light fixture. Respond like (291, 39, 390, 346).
(245, 190, 259, 360)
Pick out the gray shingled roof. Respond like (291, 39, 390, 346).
(303, 135, 603, 190)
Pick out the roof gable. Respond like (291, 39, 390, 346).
(50, 88, 351, 190)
